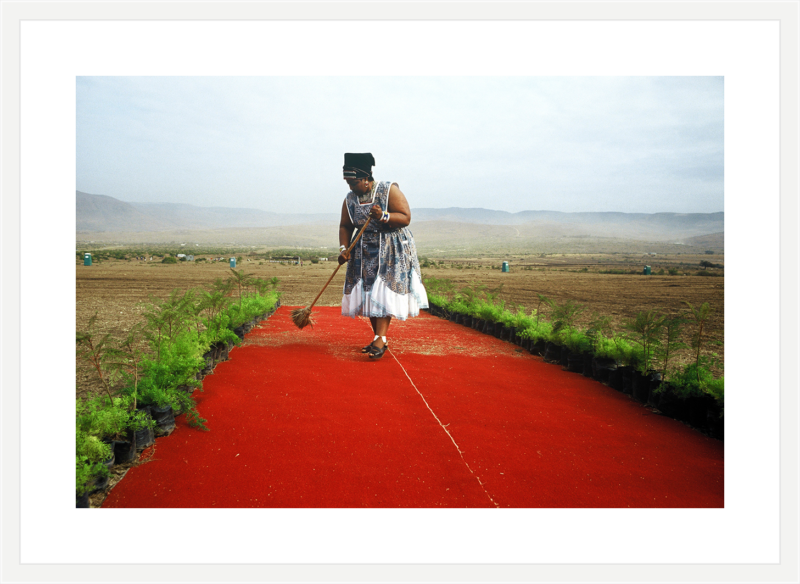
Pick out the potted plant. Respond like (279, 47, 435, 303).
(650, 314, 688, 409)
(549, 299, 585, 368)
(75, 429, 113, 507)
(623, 309, 666, 404)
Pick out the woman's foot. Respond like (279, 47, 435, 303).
(362, 336, 388, 353)
(367, 336, 388, 359)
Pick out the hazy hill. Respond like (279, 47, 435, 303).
(76, 191, 724, 251)
(76, 192, 176, 232)
(414, 208, 723, 239)
(77, 191, 336, 231)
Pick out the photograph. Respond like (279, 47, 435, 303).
(75, 76, 726, 511)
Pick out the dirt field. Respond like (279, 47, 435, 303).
(76, 253, 724, 397)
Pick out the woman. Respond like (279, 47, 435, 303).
(338, 153, 428, 359)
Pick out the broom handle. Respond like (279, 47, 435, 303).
(307, 217, 372, 310)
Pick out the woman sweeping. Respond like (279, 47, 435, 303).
(338, 153, 428, 359)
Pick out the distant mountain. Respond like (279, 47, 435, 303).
(414, 208, 723, 238)
(76, 192, 723, 243)
(77, 191, 337, 232)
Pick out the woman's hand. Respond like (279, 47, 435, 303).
(338, 249, 350, 265)
(369, 204, 383, 222)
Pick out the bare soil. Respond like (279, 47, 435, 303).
(76, 253, 723, 398)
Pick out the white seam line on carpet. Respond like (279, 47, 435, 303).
(386, 346, 500, 508)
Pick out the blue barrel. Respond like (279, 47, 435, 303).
(502, 261, 509, 273)
(643, 265, 651, 275)
(83, 253, 92, 266)
(230, 257, 236, 268)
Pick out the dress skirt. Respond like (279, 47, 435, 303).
(341, 181, 428, 320)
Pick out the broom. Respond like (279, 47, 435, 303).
(291, 217, 372, 329)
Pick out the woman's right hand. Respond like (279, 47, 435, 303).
(338, 249, 350, 265)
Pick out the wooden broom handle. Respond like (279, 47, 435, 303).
(307, 217, 372, 310)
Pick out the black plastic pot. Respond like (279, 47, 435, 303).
(209, 341, 226, 364)
(646, 372, 663, 407)
(592, 357, 617, 383)
(201, 350, 215, 374)
(88, 473, 109, 495)
(566, 352, 584, 373)
(631, 370, 650, 403)
(559, 346, 570, 367)
(233, 325, 246, 340)
(607, 367, 623, 390)
(543, 342, 561, 363)
(134, 406, 155, 451)
(135, 425, 155, 451)
(151, 404, 176, 437)
(492, 322, 503, 338)
(531, 340, 546, 356)
(76, 491, 90, 508)
(113, 432, 137, 464)
(655, 383, 689, 421)
(688, 394, 716, 432)
(707, 401, 724, 440)
(582, 352, 594, 377)
(620, 367, 634, 395)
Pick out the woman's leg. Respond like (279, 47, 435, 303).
(373, 316, 391, 348)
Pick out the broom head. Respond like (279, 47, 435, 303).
(291, 306, 314, 329)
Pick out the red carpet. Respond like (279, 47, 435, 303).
(102, 306, 724, 508)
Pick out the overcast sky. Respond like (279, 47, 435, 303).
(76, 76, 723, 215)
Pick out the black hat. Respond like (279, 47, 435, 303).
(343, 153, 375, 179)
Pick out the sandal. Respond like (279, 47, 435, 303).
(367, 343, 387, 359)
(362, 336, 388, 353)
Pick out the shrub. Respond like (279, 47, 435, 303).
(518, 319, 553, 343)
(672, 362, 722, 399)
(76, 395, 132, 441)
(161, 256, 178, 264)
(560, 328, 592, 353)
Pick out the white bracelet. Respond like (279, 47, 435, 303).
(381, 211, 390, 223)
(339, 245, 347, 253)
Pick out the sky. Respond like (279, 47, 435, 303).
(76, 76, 724, 215)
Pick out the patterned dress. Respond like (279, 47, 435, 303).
(342, 181, 429, 320)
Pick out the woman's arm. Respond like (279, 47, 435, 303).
(338, 200, 355, 264)
(369, 183, 411, 228)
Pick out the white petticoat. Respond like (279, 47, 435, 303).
(341, 269, 429, 321)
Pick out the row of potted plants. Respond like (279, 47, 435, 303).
(423, 278, 724, 441)
(75, 270, 281, 507)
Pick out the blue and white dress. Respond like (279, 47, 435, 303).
(342, 181, 428, 320)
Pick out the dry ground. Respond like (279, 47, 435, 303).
(76, 253, 723, 398)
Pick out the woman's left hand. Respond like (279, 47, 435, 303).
(369, 204, 383, 221)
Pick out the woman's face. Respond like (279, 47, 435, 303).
(345, 177, 371, 195)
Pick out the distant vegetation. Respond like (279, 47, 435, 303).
(77, 246, 337, 263)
